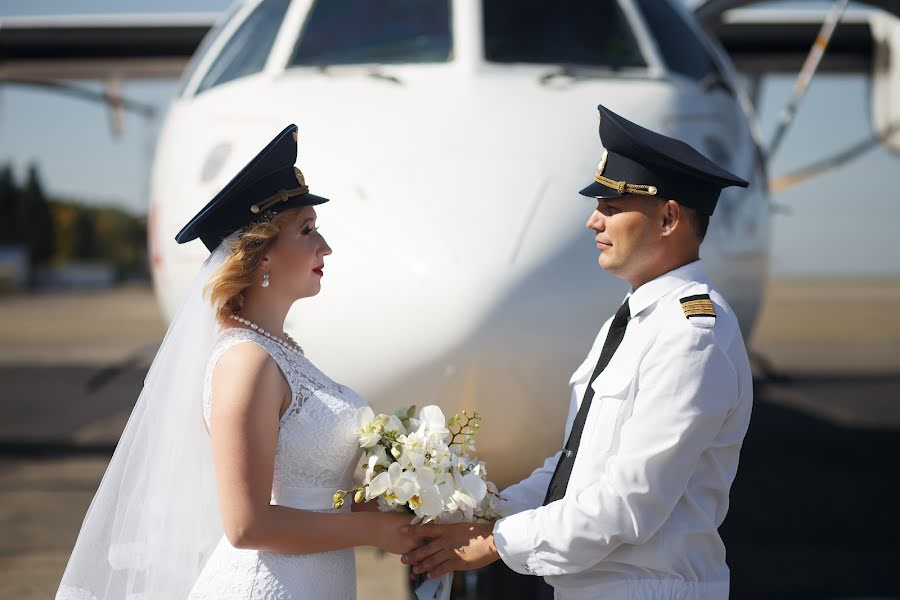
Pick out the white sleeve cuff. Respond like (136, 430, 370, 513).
(493, 510, 540, 575)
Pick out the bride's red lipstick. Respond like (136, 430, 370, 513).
(312, 265, 324, 277)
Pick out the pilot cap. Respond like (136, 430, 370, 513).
(578, 104, 749, 216)
(175, 124, 329, 252)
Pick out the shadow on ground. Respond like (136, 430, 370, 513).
(2, 368, 899, 599)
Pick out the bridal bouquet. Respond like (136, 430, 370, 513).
(334, 405, 503, 599)
(333, 404, 503, 523)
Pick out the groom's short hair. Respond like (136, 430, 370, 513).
(683, 206, 709, 242)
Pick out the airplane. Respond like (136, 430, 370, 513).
(2, 0, 899, 492)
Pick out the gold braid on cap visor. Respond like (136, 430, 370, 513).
(593, 150, 658, 196)
(249, 167, 310, 214)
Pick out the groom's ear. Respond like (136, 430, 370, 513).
(659, 200, 681, 238)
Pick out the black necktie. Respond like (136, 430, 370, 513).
(543, 298, 631, 505)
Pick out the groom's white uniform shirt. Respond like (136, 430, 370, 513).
(492, 259, 753, 600)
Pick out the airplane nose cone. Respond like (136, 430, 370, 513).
(355, 149, 584, 269)
(295, 149, 587, 360)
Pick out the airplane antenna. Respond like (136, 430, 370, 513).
(767, 0, 850, 157)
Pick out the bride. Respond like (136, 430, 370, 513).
(56, 125, 421, 599)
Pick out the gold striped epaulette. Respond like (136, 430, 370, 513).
(680, 294, 716, 319)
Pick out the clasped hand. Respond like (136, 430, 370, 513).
(399, 521, 500, 580)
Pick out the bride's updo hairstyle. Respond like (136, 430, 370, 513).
(173, 123, 330, 324)
(203, 208, 301, 324)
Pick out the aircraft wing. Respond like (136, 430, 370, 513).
(0, 13, 217, 81)
(694, 0, 900, 26)
(710, 6, 879, 75)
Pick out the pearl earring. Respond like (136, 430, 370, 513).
(262, 266, 270, 288)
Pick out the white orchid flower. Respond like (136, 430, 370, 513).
(382, 414, 407, 437)
(407, 467, 444, 522)
(398, 430, 451, 472)
(363, 447, 390, 485)
(416, 405, 450, 440)
(470, 459, 488, 480)
(396, 433, 420, 470)
(459, 470, 488, 505)
(450, 453, 471, 473)
(351, 403, 499, 525)
(439, 469, 487, 515)
(477, 480, 507, 519)
(364, 455, 379, 486)
(457, 434, 477, 455)
(355, 406, 381, 448)
(366, 462, 415, 506)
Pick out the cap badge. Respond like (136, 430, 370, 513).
(250, 167, 311, 215)
(594, 150, 658, 197)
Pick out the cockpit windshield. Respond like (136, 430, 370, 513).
(288, 0, 452, 66)
(482, 0, 646, 69)
(176, 3, 242, 97)
(194, 0, 291, 95)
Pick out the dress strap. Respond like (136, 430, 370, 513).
(202, 327, 302, 428)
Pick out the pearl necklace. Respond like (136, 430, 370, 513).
(229, 314, 304, 356)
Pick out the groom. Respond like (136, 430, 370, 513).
(400, 104, 754, 599)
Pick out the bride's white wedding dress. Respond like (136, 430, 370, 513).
(187, 326, 368, 600)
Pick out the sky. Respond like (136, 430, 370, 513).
(0, 0, 898, 277)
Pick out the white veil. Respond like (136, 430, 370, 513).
(57, 232, 239, 599)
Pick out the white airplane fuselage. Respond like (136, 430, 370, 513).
(148, 0, 770, 486)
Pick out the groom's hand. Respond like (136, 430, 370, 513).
(399, 522, 500, 579)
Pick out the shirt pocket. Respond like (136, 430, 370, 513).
(583, 370, 632, 454)
(568, 354, 595, 386)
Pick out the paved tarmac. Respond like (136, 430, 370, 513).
(1, 278, 898, 599)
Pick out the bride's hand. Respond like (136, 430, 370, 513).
(369, 512, 425, 555)
(350, 498, 381, 513)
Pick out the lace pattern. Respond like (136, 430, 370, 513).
(202, 327, 367, 490)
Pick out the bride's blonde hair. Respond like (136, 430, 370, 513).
(204, 207, 302, 324)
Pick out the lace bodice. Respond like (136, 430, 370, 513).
(184, 326, 367, 599)
(202, 326, 368, 494)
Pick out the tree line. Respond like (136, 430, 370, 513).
(0, 161, 148, 282)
